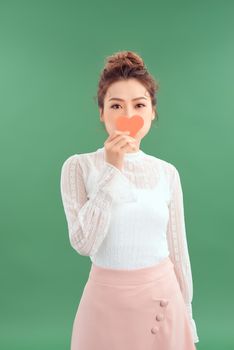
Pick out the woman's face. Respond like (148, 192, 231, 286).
(99, 78, 156, 143)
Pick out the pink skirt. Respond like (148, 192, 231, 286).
(70, 256, 196, 350)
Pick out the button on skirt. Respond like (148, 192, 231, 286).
(70, 256, 196, 350)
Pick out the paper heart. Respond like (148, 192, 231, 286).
(115, 115, 144, 137)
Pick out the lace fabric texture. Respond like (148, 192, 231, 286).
(60, 147, 199, 343)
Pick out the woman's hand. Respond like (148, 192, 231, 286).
(104, 130, 138, 171)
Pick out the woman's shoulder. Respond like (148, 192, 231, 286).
(146, 153, 177, 173)
(60, 148, 101, 171)
(60, 153, 80, 169)
(159, 157, 177, 172)
(62, 149, 96, 160)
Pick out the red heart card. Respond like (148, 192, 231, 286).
(115, 115, 144, 137)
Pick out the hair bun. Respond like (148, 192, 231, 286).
(105, 50, 145, 70)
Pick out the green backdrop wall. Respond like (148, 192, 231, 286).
(1, 0, 233, 349)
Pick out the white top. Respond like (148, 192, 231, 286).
(60, 146, 199, 343)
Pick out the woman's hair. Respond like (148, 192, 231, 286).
(94, 50, 160, 123)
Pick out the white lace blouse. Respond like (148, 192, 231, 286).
(60, 146, 199, 343)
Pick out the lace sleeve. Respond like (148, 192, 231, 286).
(60, 155, 137, 257)
(166, 166, 199, 343)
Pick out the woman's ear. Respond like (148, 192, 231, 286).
(152, 106, 156, 120)
(99, 108, 103, 122)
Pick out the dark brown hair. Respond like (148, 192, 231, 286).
(94, 50, 160, 123)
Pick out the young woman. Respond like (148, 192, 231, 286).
(60, 50, 199, 350)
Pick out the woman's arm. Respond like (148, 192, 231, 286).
(166, 165, 199, 343)
(60, 154, 137, 257)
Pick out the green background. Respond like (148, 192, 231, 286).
(1, 0, 233, 349)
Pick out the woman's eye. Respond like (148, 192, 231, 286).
(111, 104, 121, 109)
(110, 103, 146, 109)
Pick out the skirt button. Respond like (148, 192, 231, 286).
(160, 299, 169, 307)
(151, 326, 159, 334)
(156, 313, 164, 321)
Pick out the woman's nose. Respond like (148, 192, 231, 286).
(124, 109, 135, 118)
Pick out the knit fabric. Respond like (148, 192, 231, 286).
(60, 146, 199, 343)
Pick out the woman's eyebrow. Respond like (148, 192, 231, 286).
(108, 97, 148, 102)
